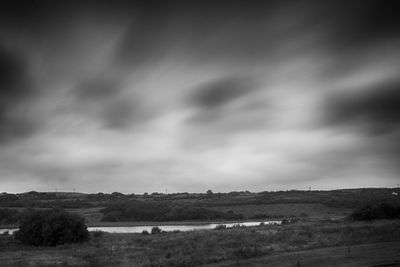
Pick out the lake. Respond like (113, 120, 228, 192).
(0, 220, 281, 234)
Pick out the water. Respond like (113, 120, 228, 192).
(0, 220, 281, 234)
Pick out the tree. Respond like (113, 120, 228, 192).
(151, 226, 162, 234)
(15, 209, 89, 246)
(349, 203, 400, 221)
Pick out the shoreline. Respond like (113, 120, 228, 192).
(87, 218, 284, 227)
(0, 218, 284, 231)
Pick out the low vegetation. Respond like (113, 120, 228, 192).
(0, 219, 399, 266)
(349, 203, 400, 221)
(15, 209, 89, 246)
(0, 189, 399, 266)
(0, 208, 19, 225)
(100, 201, 244, 222)
(2, 188, 399, 212)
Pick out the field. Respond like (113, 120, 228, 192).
(3, 188, 398, 225)
(62, 202, 351, 227)
(1, 188, 400, 266)
(211, 241, 400, 267)
(1, 219, 400, 266)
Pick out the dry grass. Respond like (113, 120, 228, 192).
(1, 219, 400, 266)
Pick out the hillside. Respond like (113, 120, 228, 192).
(1, 188, 399, 226)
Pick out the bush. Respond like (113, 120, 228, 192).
(15, 209, 89, 246)
(92, 230, 104, 238)
(151, 226, 162, 234)
(214, 224, 227, 230)
(349, 203, 400, 221)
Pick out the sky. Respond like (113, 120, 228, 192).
(0, 0, 399, 193)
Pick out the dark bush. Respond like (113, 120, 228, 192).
(349, 203, 400, 221)
(214, 224, 227, 230)
(142, 230, 149, 235)
(92, 230, 104, 238)
(15, 209, 89, 246)
(0, 208, 19, 224)
(151, 226, 162, 234)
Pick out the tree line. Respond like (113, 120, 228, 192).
(101, 200, 244, 222)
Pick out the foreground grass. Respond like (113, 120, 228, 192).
(211, 241, 400, 267)
(1, 220, 400, 266)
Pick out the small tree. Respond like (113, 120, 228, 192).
(151, 226, 162, 234)
(15, 209, 89, 246)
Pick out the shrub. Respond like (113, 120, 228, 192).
(151, 226, 162, 234)
(15, 209, 89, 246)
(349, 203, 400, 221)
(214, 224, 227, 230)
(92, 230, 104, 238)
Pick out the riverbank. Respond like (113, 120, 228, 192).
(85, 218, 285, 227)
(1, 218, 286, 230)
(1, 219, 283, 235)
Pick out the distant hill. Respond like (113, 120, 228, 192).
(1, 188, 399, 209)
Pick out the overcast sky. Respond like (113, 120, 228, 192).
(0, 0, 399, 193)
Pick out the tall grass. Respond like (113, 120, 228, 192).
(1, 220, 400, 266)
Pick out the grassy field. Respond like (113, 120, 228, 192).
(1, 219, 400, 266)
(211, 241, 400, 267)
(1, 189, 399, 266)
(66, 203, 351, 226)
(0, 203, 352, 227)
(1, 188, 399, 226)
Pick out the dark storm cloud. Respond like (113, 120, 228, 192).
(111, 0, 400, 70)
(0, 46, 28, 99)
(112, 0, 305, 67)
(324, 80, 400, 135)
(72, 76, 153, 130)
(184, 76, 268, 133)
(323, 0, 400, 49)
(0, 46, 37, 142)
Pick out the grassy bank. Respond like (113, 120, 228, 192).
(1, 219, 399, 266)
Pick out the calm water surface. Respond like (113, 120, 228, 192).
(0, 220, 281, 234)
